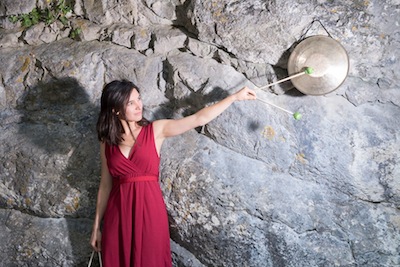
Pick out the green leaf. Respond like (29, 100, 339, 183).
(70, 27, 82, 40)
(30, 9, 40, 24)
(59, 16, 68, 25)
(31, 16, 40, 25)
(9, 15, 19, 23)
(30, 8, 39, 17)
(45, 10, 55, 24)
(22, 16, 32, 27)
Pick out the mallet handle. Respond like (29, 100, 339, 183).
(258, 72, 306, 91)
(256, 98, 293, 115)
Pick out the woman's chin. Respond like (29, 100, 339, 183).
(133, 115, 143, 122)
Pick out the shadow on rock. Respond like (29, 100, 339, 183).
(151, 82, 230, 133)
(16, 76, 100, 266)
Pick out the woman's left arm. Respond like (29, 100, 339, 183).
(153, 86, 256, 141)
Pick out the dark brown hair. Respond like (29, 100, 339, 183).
(96, 80, 148, 145)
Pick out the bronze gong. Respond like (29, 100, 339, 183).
(287, 35, 349, 95)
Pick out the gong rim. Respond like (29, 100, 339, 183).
(288, 35, 349, 96)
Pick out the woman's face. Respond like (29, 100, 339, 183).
(123, 88, 143, 122)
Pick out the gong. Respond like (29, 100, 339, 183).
(288, 35, 349, 95)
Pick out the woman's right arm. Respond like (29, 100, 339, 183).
(90, 142, 113, 252)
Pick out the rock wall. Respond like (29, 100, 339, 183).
(0, 0, 399, 266)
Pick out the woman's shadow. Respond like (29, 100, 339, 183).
(16, 77, 100, 266)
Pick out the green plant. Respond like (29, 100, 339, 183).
(9, 0, 73, 28)
(69, 27, 82, 40)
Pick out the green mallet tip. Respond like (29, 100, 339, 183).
(305, 67, 314, 75)
(293, 112, 302, 120)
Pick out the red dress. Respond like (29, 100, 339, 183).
(101, 123, 172, 267)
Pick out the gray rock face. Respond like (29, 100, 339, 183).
(0, 0, 399, 266)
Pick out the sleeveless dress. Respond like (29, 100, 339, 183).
(101, 123, 172, 267)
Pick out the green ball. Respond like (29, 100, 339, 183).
(305, 67, 314, 75)
(293, 112, 302, 120)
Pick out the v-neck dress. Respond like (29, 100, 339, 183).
(102, 123, 172, 267)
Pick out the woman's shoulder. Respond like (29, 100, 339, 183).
(140, 121, 155, 137)
(151, 119, 168, 133)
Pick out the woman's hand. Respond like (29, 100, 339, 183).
(232, 86, 257, 101)
(90, 228, 102, 252)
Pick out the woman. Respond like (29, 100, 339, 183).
(90, 80, 256, 267)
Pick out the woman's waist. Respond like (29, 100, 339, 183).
(113, 173, 159, 185)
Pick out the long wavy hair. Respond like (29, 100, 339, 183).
(96, 80, 149, 145)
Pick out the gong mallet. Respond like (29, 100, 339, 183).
(256, 98, 302, 120)
(256, 67, 314, 120)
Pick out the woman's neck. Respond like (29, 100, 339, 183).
(121, 120, 141, 141)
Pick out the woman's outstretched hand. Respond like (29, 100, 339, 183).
(233, 86, 257, 101)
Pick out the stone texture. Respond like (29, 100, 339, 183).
(0, 0, 399, 266)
